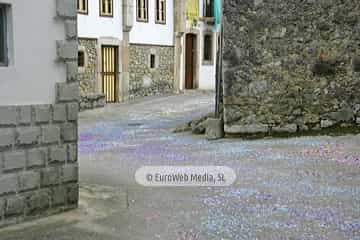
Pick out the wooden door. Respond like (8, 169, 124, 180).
(185, 34, 196, 89)
(101, 46, 118, 103)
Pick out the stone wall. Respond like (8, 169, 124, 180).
(222, 0, 360, 136)
(0, 0, 79, 227)
(78, 38, 97, 96)
(129, 44, 175, 98)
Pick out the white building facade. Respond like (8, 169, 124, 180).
(128, 0, 175, 98)
(177, 0, 218, 91)
(78, 0, 131, 107)
(0, 0, 79, 227)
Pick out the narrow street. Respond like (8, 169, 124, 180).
(1, 91, 360, 240)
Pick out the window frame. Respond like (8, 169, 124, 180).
(155, 0, 166, 24)
(137, 0, 149, 22)
(78, 50, 85, 68)
(0, 4, 8, 67)
(77, 0, 89, 15)
(203, 32, 214, 65)
(99, 0, 113, 17)
(203, 0, 214, 18)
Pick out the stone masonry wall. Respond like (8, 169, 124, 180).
(78, 38, 97, 96)
(222, 0, 360, 136)
(0, 0, 79, 227)
(129, 44, 174, 98)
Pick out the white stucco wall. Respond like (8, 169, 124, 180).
(0, 0, 66, 105)
(179, 0, 217, 90)
(129, 0, 174, 46)
(78, 0, 123, 39)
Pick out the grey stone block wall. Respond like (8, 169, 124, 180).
(0, 0, 78, 228)
(129, 44, 175, 99)
(222, 0, 360, 136)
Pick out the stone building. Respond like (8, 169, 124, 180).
(220, 0, 360, 137)
(0, 0, 78, 227)
(77, 0, 133, 109)
(128, 0, 175, 98)
(175, 0, 219, 91)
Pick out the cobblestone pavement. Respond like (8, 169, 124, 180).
(1, 91, 360, 240)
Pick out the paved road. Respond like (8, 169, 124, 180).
(1, 91, 360, 240)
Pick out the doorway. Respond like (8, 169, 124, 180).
(101, 45, 118, 103)
(185, 34, 197, 89)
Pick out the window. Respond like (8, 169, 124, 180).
(137, 0, 148, 22)
(204, 0, 214, 18)
(203, 33, 213, 64)
(100, 0, 113, 17)
(0, 4, 7, 66)
(155, 0, 166, 24)
(78, 51, 85, 68)
(150, 54, 156, 69)
(77, 0, 88, 14)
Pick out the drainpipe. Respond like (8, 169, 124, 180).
(215, 1, 223, 118)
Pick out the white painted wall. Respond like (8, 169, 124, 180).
(129, 0, 174, 46)
(78, 0, 123, 40)
(0, 0, 66, 105)
(198, 29, 217, 90)
(179, 0, 217, 90)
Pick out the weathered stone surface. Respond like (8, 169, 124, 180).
(222, 0, 360, 136)
(79, 94, 106, 111)
(129, 44, 174, 98)
(56, 82, 79, 102)
(18, 171, 40, 191)
(321, 120, 336, 129)
(53, 104, 67, 122)
(42, 126, 61, 144)
(65, 20, 77, 39)
(62, 164, 78, 183)
(19, 106, 32, 124)
(0, 129, 15, 148)
(26, 189, 51, 214)
(225, 124, 269, 135)
(57, 41, 77, 61)
(191, 121, 206, 135)
(51, 186, 66, 206)
(56, 0, 77, 18)
(6, 196, 25, 216)
(50, 145, 67, 164)
(4, 151, 26, 171)
(0, 174, 18, 195)
(16, 127, 41, 145)
(66, 61, 78, 82)
(27, 148, 47, 168)
(272, 124, 298, 134)
(67, 143, 77, 162)
(0, 107, 17, 125)
(353, 56, 360, 72)
(67, 102, 78, 120)
(78, 39, 97, 96)
(41, 167, 61, 187)
(61, 123, 77, 142)
(34, 105, 51, 123)
(67, 184, 79, 204)
(205, 118, 224, 140)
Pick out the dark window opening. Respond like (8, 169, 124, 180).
(204, 0, 214, 18)
(77, 0, 88, 14)
(137, 0, 148, 22)
(0, 5, 7, 66)
(203, 34, 213, 62)
(155, 0, 166, 23)
(150, 54, 156, 69)
(78, 51, 85, 67)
